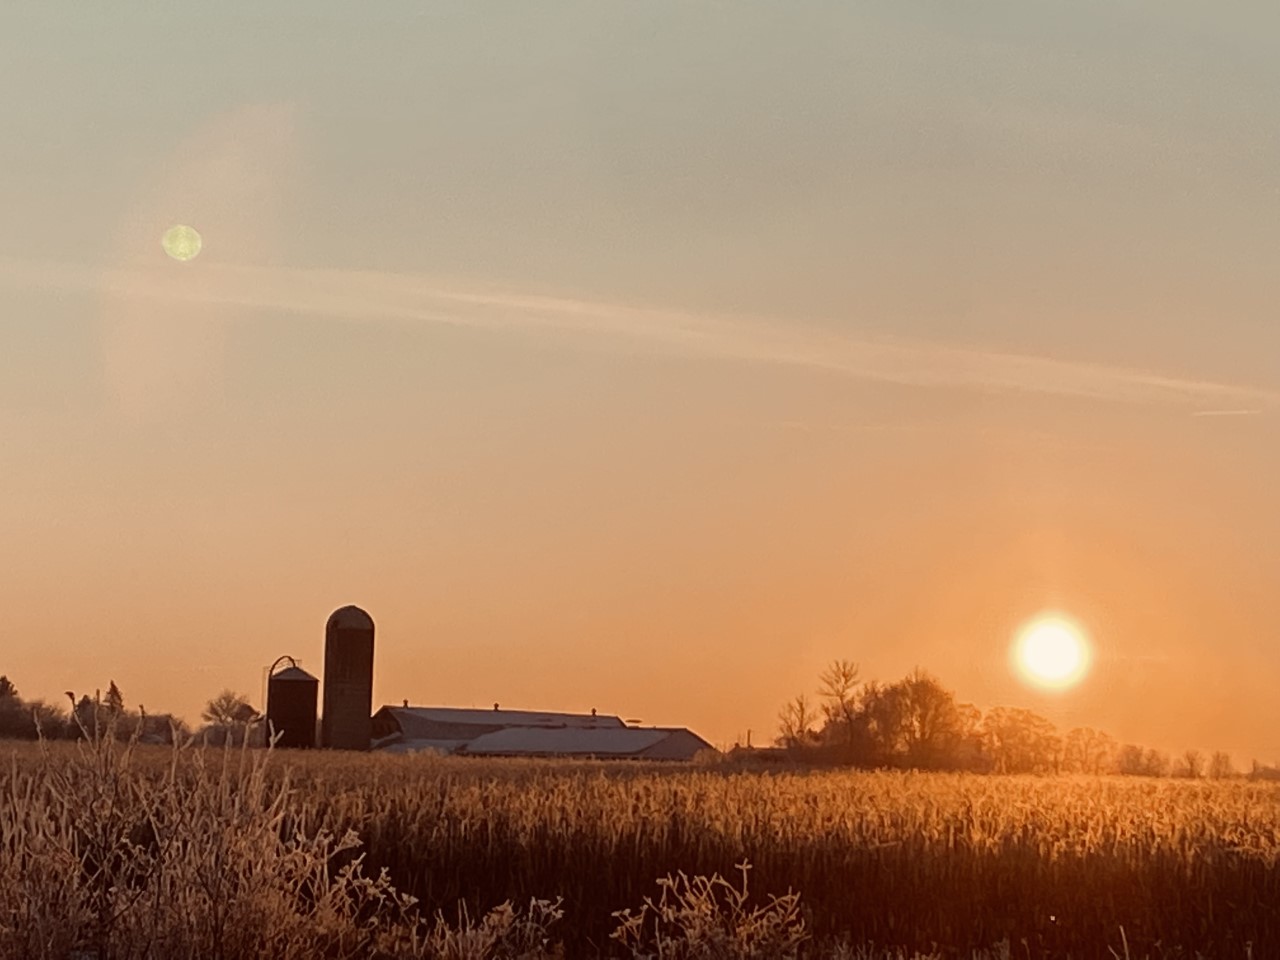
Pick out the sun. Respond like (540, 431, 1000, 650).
(1012, 615, 1091, 689)
(161, 224, 202, 262)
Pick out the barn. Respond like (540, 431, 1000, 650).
(371, 705, 714, 761)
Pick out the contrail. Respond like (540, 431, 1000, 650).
(2, 254, 1277, 411)
(1189, 408, 1263, 417)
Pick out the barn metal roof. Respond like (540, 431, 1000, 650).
(462, 726, 670, 757)
(379, 706, 625, 730)
(371, 706, 713, 760)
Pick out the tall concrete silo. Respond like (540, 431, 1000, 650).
(265, 657, 318, 749)
(321, 605, 375, 750)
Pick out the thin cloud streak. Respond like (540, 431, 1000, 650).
(3, 255, 1278, 411)
(1189, 408, 1263, 417)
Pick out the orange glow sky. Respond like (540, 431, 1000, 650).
(4, 4, 1280, 761)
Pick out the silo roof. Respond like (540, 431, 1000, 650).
(271, 665, 317, 682)
(327, 605, 374, 630)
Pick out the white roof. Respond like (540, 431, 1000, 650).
(463, 727, 669, 756)
(382, 706, 625, 729)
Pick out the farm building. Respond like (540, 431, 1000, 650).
(268, 607, 715, 757)
(371, 705, 714, 761)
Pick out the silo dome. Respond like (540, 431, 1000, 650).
(327, 605, 374, 631)
(321, 605, 376, 751)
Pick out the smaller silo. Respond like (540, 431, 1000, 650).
(266, 658, 318, 749)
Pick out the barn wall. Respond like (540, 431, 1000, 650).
(639, 729, 715, 761)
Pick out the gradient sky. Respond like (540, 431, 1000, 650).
(4, 2, 1280, 761)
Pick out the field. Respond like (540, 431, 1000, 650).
(2, 737, 1278, 959)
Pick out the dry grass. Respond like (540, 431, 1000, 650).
(1, 736, 1276, 958)
(0, 736, 561, 960)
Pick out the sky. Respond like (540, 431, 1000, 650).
(3, 2, 1280, 761)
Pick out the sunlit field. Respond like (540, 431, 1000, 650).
(2, 738, 1276, 959)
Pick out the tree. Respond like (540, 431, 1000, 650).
(0, 678, 68, 741)
(137, 712, 191, 745)
(857, 680, 910, 764)
(28, 700, 68, 740)
(895, 669, 968, 769)
(776, 693, 818, 750)
(1063, 727, 1117, 775)
(69, 694, 99, 740)
(951, 701, 986, 770)
(1115, 744, 1170, 777)
(1142, 748, 1171, 777)
(200, 691, 261, 748)
(981, 707, 1060, 774)
(1178, 749, 1204, 779)
(1208, 751, 1235, 779)
(1115, 744, 1145, 776)
(818, 661, 861, 731)
(0, 684, 28, 739)
(202, 690, 259, 727)
(1249, 760, 1280, 781)
(816, 660, 866, 761)
(104, 681, 125, 716)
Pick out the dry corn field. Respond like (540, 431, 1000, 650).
(2, 737, 1277, 959)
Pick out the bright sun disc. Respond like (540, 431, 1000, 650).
(1012, 616, 1091, 689)
(162, 224, 202, 262)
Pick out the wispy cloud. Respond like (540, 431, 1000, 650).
(3, 254, 1277, 412)
(1189, 408, 1263, 417)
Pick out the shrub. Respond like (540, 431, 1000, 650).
(611, 862, 806, 960)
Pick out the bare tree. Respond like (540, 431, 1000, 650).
(818, 661, 860, 721)
(776, 693, 818, 749)
(817, 660, 861, 746)
(201, 690, 259, 727)
(200, 690, 260, 747)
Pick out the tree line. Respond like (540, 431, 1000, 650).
(774, 661, 1237, 778)
(0, 676, 261, 746)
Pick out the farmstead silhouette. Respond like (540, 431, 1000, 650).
(265, 605, 712, 760)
